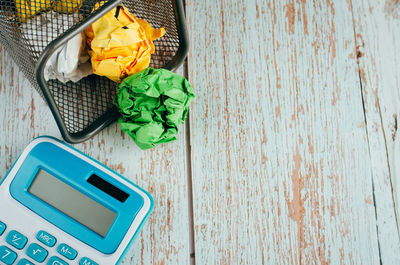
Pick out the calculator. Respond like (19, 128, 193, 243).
(0, 137, 154, 265)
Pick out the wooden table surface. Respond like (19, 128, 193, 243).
(1, 0, 400, 264)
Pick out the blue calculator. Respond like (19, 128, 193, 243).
(0, 137, 154, 265)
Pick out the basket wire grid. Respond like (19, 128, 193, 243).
(0, 0, 187, 143)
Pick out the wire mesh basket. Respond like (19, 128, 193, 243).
(0, 0, 188, 143)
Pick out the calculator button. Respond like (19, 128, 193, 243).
(57, 244, 76, 260)
(79, 257, 98, 265)
(36, 231, 56, 247)
(0, 221, 6, 236)
(17, 259, 35, 265)
(47, 256, 68, 265)
(0, 246, 17, 265)
(6, 231, 28, 250)
(26, 243, 48, 263)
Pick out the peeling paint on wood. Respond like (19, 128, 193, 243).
(352, 0, 400, 264)
(186, 0, 381, 264)
(0, 46, 60, 174)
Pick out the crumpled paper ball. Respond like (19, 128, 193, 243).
(15, 0, 81, 22)
(15, 0, 52, 22)
(21, 11, 92, 83)
(53, 0, 81, 14)
(44, 31, 93, 83)
(85, 4, 166, 83)
(115, 68, 195, 150)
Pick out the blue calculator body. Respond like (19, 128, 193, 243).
(0, 137, 154, 265)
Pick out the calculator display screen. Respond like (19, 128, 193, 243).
(28, 169, 116, 237)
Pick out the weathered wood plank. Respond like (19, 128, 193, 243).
(351, 0, 400, 263)
(0, 45, 61, 173)
(0, 46, 192, 265)
(186, 0, 380, 264)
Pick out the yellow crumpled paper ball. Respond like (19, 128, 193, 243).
(85, 4, 166, 83)
(15, 0, 52, 22)
(15, 0, 81, 22)
(53, 0, 81, 14)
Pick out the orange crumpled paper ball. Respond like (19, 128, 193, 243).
(85, 4, 166, 82)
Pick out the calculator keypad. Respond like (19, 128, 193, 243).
(26, 243, 48, 263)
(0, 245, 18, 265)
(17, 258, 34, 265)
(47, 256, 68, 265)
(0, 221, 99, 265)
(79, 257, 98, 265)
(6, 231, 28, 250)
(0, 222, 6, 236)
(37, 231, 56, 248)
(57, 244, 77, 260)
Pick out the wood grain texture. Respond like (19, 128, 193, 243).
(351, 2, 400, 264)
(0, 45, 60, 174)
(186, 0, 381, 264)
(0, 45, 192, 265)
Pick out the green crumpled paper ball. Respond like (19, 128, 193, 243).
(115, 68, 195, 150)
